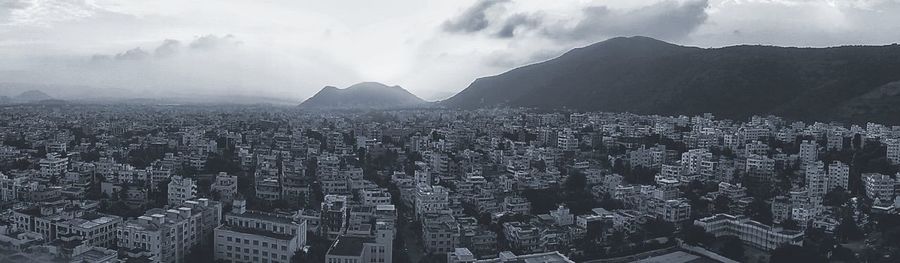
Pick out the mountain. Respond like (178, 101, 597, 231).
(13, 90, 53, 102)
(299, 82, 427, 109)
(442, 36, 900, 123)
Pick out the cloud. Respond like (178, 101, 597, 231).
(114, 48, 149, 60)
(154, 39, 181, 58)
(91, 34, 237, 62)
(546, 0, 710, 41)
(495, 13, 541, 38)
(0, 0, 30, 23)
(189, 34, 240, 50)
(442, 0, 509, 33)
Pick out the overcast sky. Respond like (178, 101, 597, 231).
(1, 0, 899, 101)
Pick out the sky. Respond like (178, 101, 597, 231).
(1, 0, 899, 101)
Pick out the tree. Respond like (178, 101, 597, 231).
(714, 195, 731, 214)
(747, 197, 772, 225)
(780, 218, 801, 231)
(823, 187, 849, 206)
(770, 244, 825, 263)
(681, 224, 713, 246)
(830, 245, 856, 261)
(719, 235, 744, 261)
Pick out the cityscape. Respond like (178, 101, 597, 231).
(3, 0, 900, 262)
(0, 104, 898, 262)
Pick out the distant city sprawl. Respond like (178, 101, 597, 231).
(0, 104, 897, 262)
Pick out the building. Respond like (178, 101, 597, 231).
(799, 140, 818, 163)
(321, 195, 349, 240)
(557, 128, 578, 151)
(214, 199, 307, 263)
(210, 172, 238, 203)
(887, 139, 900, 165)
(694, 214, 803, 251)
(771, 196, 791, 224)
(167, 175, 197, 205)
(828, 161, 850, 191)
(863, 173, 895, 201)
(117, 198, 221, 263)
(11, 206, 121, 248)
(656, 199, 692, 224)
(39, 153, 68, 178)
(447, 248, 574, 263)
(325, 222, 394, 263)
(805, 162, 827, 204)
(827, 130, 843, 151)
(746, 154, 775, 185)
(415, 185, 450, 219)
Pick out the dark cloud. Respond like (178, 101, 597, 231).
(442, 0, 509, 33)
(546, 0, 709, 41)
(495, 13, 541, 38)
(189, 34, 240, 50)
(154, 39, 181, 58)
(114, 48, 149, 60)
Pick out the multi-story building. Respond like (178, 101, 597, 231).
(39, 153, 68, 178)
(681, 149, 712, 175)
(321, 195, 349, 240)
(325, 222, 394, 263)
(503, 222, 541, 253)
(502, 196, 531, 216)
(448, 249, 575, 263)
(828, 161, 850, 191)
(557, 128, 578, 151)
(167, 175, 197, 205)
(799, 140, 818, 163)
(655, 199, 691, 224)
(746, 154, 775, 185)
(805, 161, 827, 204)
(694, 214, 803, 251)
(11, 206, 121, 248)
(214, 199, 307, 263)
(360, 188, 392, 206)
(771, 196, 791, 224)
(827, 130, 843, 151)
(887, 139, 900, 165)
(863, 173, 895, 200)
(210, 172, 238, 203)
(117, 198, 221, 263)
(415, 185, 450, 219)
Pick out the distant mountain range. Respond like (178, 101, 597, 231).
(0, 90, 56, 104)
(299, 82, 427, 110)
(441, 36, 900, 123)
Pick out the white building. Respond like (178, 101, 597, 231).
(415, 185, 450, 219)
(694, 214, 803, 251)
(448, 249, 574, 263)
(214, 199, 307, 263)
(167, 175, 197, 205)
(681, 149, 712, 175)
(799, 140, 818, 163)
(325, 222, 394, 263)
(39, 153, 68, 178)
(828, 161, 850, 191)
(656, 199, 692, 224)
(117, 198, 221, 263)
(805, 162, 827, 204)
(210, 172, 238, 202)
(887, 139, 900, 165)
(863, 173, 895, 200)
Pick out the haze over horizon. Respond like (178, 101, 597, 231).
(1, 0, 899, 101)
